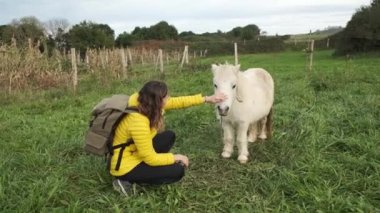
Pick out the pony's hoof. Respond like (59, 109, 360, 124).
(258, 134, 267, 140)
(248, 138, 257, 143)
(221, 151, 231, 158)
(238, 155, 248, 164)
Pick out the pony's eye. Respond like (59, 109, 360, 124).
(214, 84, 218, 88)
(232, 85, 236, 89)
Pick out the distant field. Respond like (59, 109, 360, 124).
(286, 32, 334, 43)
(0, 50, 379, 212)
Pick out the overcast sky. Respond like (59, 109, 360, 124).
(0, 0, 371, 36)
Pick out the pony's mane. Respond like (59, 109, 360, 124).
(213, 63, 240, 78)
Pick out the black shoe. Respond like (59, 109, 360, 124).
(112, 179, 133, 196)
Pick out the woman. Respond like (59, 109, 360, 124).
(111, 80, 226, 196)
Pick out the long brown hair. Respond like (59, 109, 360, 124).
(137, 81, 168, 129)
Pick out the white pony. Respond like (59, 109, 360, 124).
(211, 63, 274, 164)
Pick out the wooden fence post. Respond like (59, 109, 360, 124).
(100, 50, 105, 69)
(85, 50, 90, 69)
(120, 48, 128, 79)
(56, 49, 62, 72)
(234, 42, 239, 65)
(28, 38, 32, 51)
(103, 47, 109, 66)
(127, 48, 132, 66)
(9, 73, 13, 94)
(11, 37, 16, 47)
(159, 49, 164, 74)
(308, 40, 314, 73)
(180, 45, 188, 69)
(71, 48, 78, 95)
(185, 45, 189, 64)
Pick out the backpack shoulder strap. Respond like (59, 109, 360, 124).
(123, 107, 139, 114)
(92, 94, 130, 116)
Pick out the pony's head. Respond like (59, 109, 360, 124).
(211, 63, 241, 116)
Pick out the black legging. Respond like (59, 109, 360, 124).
(117, 130, 185, 184)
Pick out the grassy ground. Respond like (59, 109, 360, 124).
(0, 50, 379, 212)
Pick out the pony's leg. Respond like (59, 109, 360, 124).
(247, 122, 258, 143)
(221, 122, 234, 159)
(258, 117, 267, 140)
(236, 122, 250, 164)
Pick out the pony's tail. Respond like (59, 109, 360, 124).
(266, 107, 273, 139)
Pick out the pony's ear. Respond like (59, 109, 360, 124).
(236, 73, 244, 102)
(211, 64, 218, 75)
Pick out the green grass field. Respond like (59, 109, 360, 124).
(1, 50, 379, 212)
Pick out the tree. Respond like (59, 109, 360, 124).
(149, 21, 178, 40)
(179, 31, 195, 37)
(115, 32, 134, 47)
(67, 21, 115, 54)
(44, 18, 70, 38)
(227, 24, 260, 40)
(229, 27, 243, 38)
(0, 16, 45, 46)
(131, 21, 178, 40)
(55, 28, 69, 51)
(335, 0, 380, 55)
(241, 24, 260, 40)
(131, 26, 151, 40)
(0, 25, 12, 44)
(46, 35, 56, 57)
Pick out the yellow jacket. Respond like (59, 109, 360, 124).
(110, 92, 205, 176)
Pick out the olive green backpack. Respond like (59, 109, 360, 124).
(84, 94, 136, 170)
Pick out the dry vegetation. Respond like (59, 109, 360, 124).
(0, 45, 70, 92)
(0, 43, 194, 94)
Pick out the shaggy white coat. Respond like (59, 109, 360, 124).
(212, 64, 274, 163)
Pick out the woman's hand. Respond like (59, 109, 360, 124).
(205, 93, 227, 104)
(174, 154, 189, 168)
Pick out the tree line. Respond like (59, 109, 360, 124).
(0, 0, 379, 56)
(0, 17, 260, 55)
(334, 0, 380, 55)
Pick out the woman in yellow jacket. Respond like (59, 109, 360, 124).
(111, 80, 226, 196)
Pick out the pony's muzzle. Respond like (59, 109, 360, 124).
(217, 106, 229, 116)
